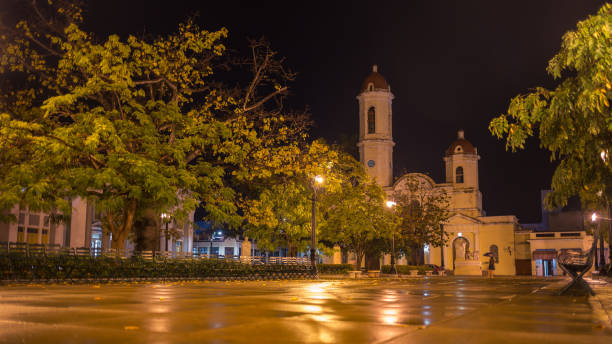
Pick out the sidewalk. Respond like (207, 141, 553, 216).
(590, 277, 612, 327)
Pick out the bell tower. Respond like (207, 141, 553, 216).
(356, 65, 395, 187)
(444, 129, 482, 216)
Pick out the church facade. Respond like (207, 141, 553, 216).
(357, 65, 519, 275)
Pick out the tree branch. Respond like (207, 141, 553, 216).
(242, 86, 288, 113)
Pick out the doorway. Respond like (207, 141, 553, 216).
(452, 237, 470, 269)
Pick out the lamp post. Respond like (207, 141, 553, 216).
(440, 224, 445, 271)
(161, 213, 169, 253)
(592, 212, 611, 271)
(386, 200, 397, 275)
(311, 175, 324, 275)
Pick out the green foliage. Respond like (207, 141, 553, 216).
(0, 1, 308, 247)
(0, 251, 314, 281)
(241, 140, 338, 253)
(391, 175, 450, 264)
(317, 264, 354, 274)
(381, 265, 433, 275)
(489, 4, 612, 209)
(318, 152, 395, 270)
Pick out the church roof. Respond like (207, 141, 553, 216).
(360, 65, 389, 92)
(446, 130, 476, 156)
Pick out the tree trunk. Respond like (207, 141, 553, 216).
(134, 209, 160, 251)
(111, 231, 128, 250)
(109, 200, 137, 251)
(354, 251, 364, 271)
(287, 242, 298, 257)
(608, 202, 612, 271)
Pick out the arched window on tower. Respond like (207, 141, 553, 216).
(367, 107, 375, 134)
(455, 166, 464, 183)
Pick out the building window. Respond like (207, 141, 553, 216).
(29, 214, 40, 226)
(17, 227, 24, 242)
(455, 166, 464, 183)
(27, 228, 38, 244)
(368, 83, 374, 91)
(490, 244, 499, 263)
(41, 229, 49, 244)
(225, 247, 234, 257)
(367, 107, 375, 134)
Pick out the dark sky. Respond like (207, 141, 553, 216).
(82, 0, 605, 223)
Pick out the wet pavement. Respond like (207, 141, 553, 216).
(0, 277, 611, 344)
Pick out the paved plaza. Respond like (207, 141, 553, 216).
(0, 277, 611, 344)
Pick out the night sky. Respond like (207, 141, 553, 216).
(80, 0, 605, 223)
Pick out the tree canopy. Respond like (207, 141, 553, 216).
(391, 175, 450, 265)
(318, 152, 395, 269)
(0, 1, 308, 248)
(489, 3, 611, 210)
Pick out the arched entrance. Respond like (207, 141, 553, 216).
(452, 237, 470, 269)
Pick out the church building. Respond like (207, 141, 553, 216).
(357, 65, 519, 275)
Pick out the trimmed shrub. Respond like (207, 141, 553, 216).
(317, 264, 354, 274)
(0, 252, 315, 282)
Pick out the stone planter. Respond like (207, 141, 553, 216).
(425, 271, 433, 276)
(367, 270, 381, 278)
(438, 270, 446, 276)
(348, 271, 361, 279)
(409, 270, 418, 276)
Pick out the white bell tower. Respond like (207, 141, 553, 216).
(356, 65, 395, 187)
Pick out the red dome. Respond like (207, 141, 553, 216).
(446, 130, 476, 156)
(360, 65, 389, 92)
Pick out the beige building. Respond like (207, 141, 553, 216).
(1, 197, 195, 255)
(355, 65, 519, 275)
(0, 198, 95, 248)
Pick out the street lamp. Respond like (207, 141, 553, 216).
(161, 213, 169, 253)
(311, 175, 324, 276)
(386, 200, 397, 276)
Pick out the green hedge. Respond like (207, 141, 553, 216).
(317, 264, 354, 274)
(381, 265, 433, 275)
(0, 252, 315, 282)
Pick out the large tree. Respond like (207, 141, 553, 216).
(391, 176, 450, 265)
(489, 4, 611, 210)
(241, 140, 338, 255)
(318, 152, 395, 270)
(0, 1, 306, 248)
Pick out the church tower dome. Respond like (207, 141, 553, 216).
(443, 129, 483, 216)
(360, 64, 390, 93)
(444, 129, 480, 188)
(445, 129, 476, 156)
(357, 65, 395, 187)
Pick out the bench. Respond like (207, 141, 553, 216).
(557, 236, 597, 296)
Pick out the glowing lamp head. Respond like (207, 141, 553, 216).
(591, 213, 597, 222)
(161, 213, 168, 219)
(386, 201, 396, 208)
(314, 175, 324, 184)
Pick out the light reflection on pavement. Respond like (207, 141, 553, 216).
(0, 277, 610, 343)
